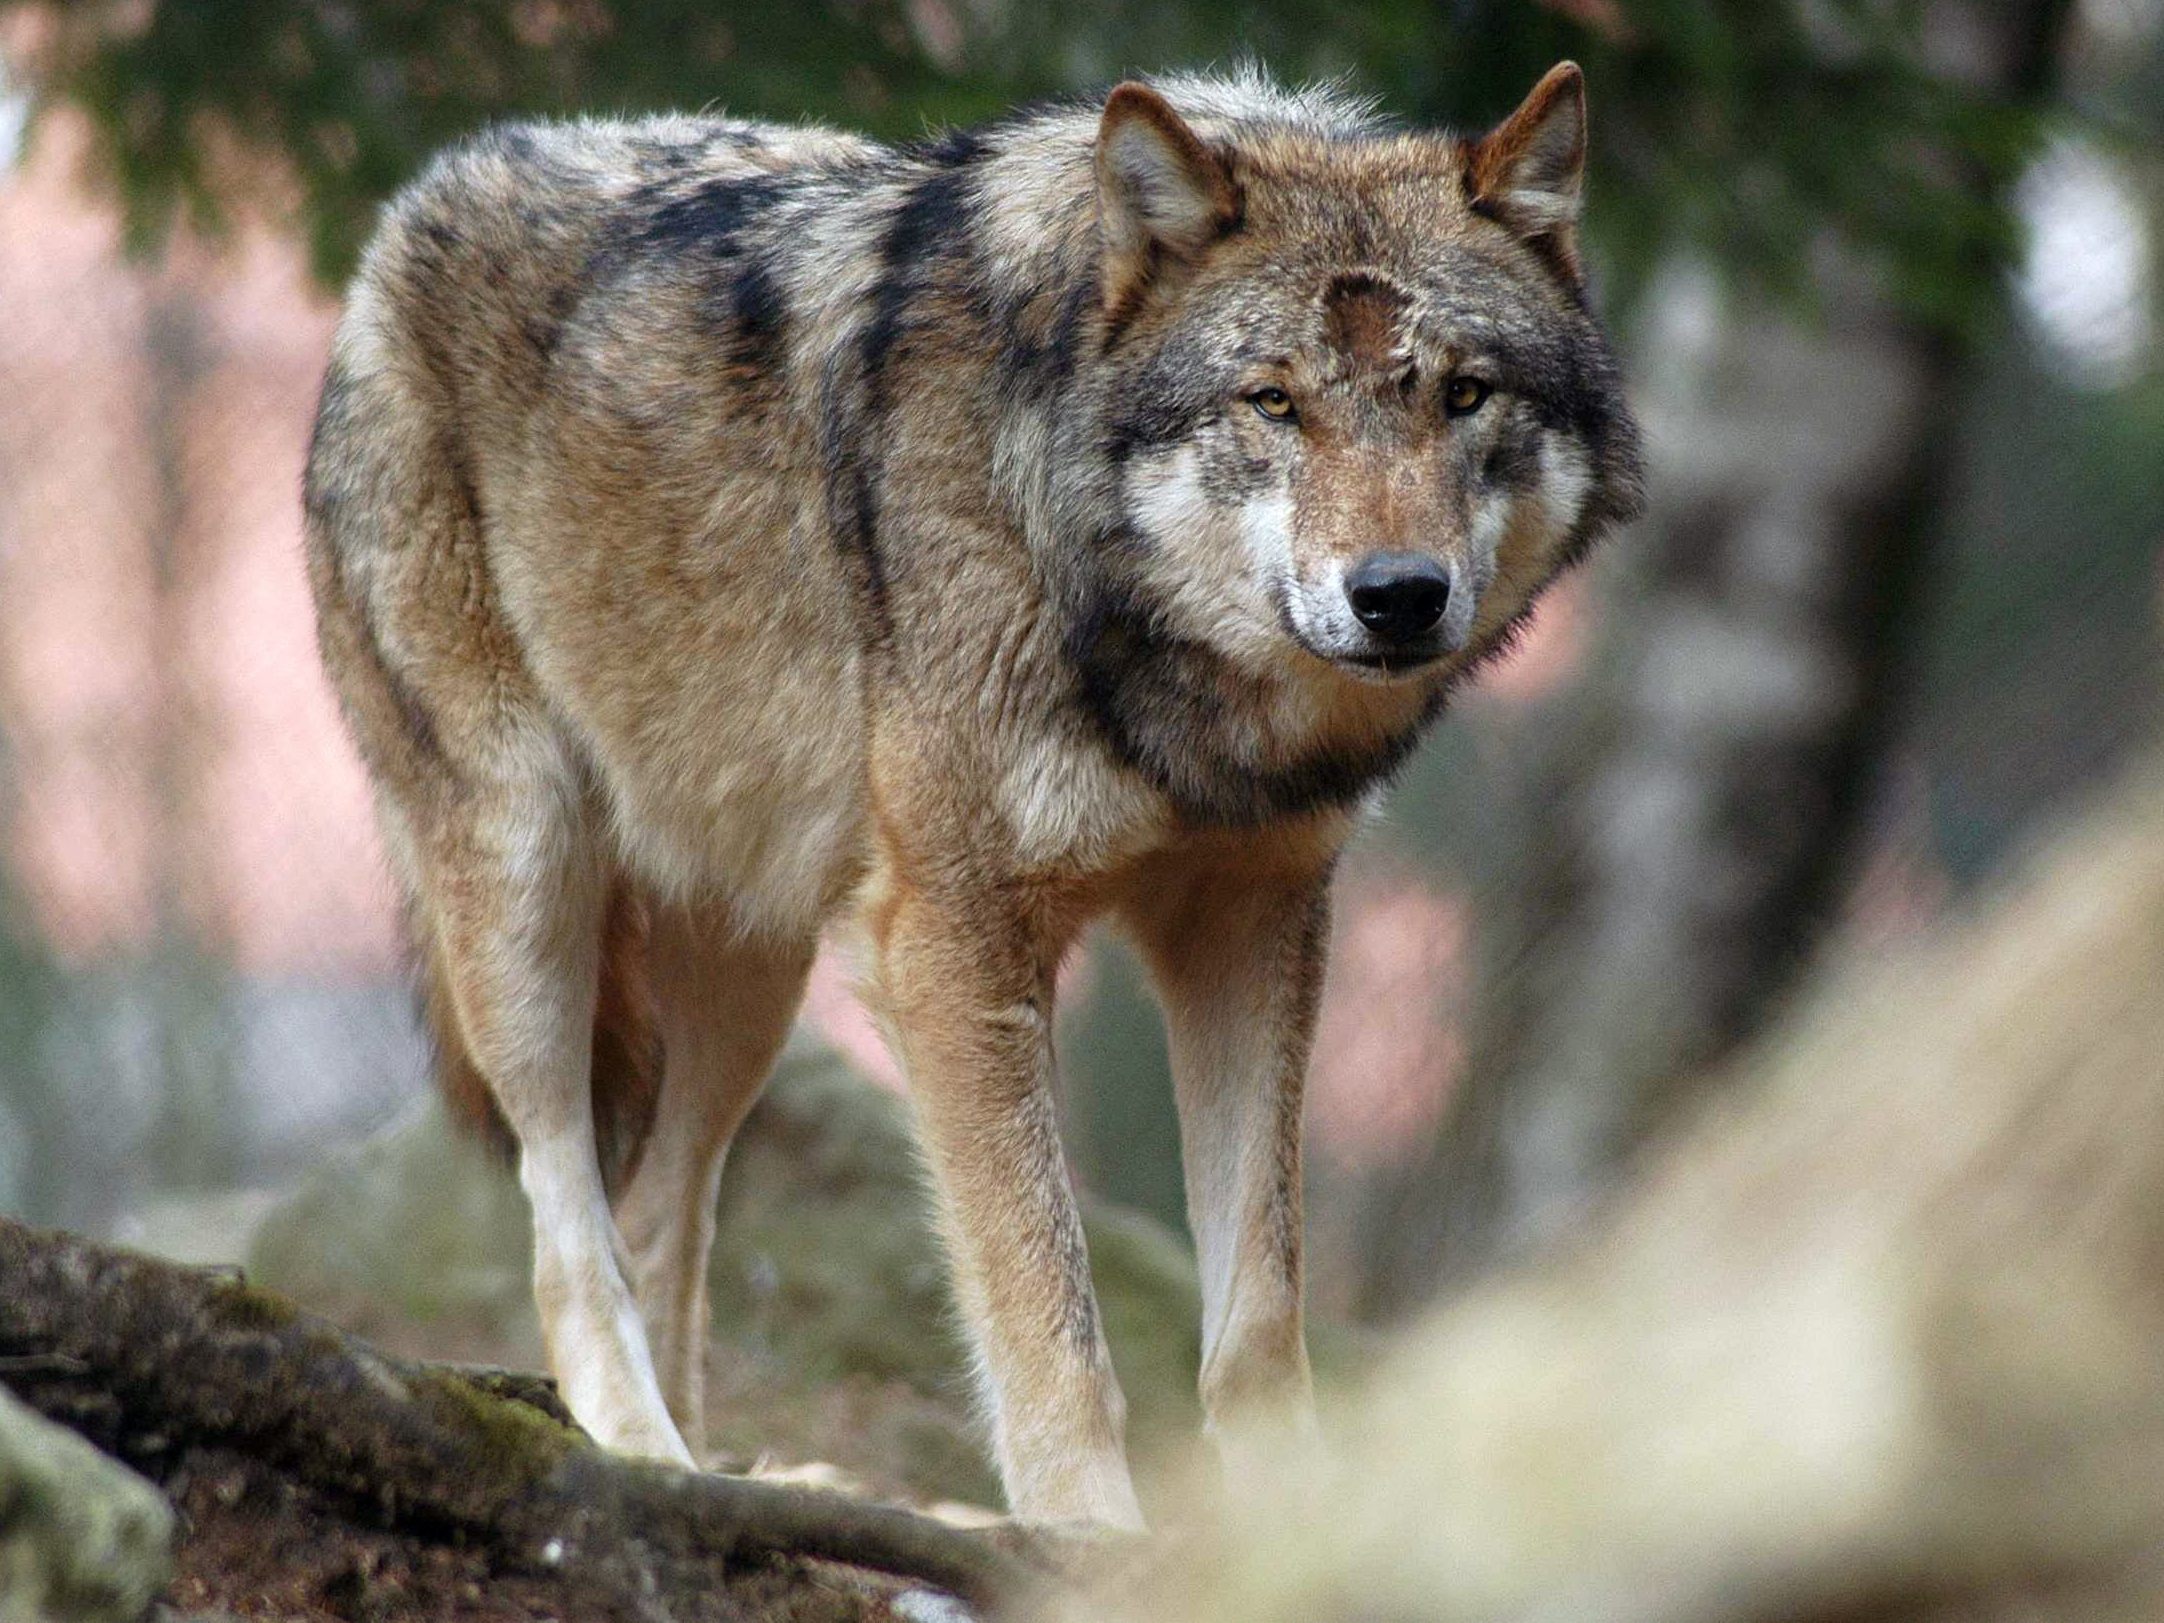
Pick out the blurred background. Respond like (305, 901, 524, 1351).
(0, 0, 2159, 1468)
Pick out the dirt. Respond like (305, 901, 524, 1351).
(155, 1443, 931, 1623)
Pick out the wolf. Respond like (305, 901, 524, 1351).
(302, 60, 1642, 1528)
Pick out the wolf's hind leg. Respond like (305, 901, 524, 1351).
(611, 902, 813, 1455)
(422, 736, 691, 1466)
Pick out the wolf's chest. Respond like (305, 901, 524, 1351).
(991, 723, 1175, 874)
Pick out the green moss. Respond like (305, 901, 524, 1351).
(203, 1275, 305, 1335)
(409, 1367, 584, 1482)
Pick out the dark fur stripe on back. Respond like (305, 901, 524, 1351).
(824, 134, 989, 641)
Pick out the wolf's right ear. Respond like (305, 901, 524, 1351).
(1466, 62, 1587, 277)
(1095, 83, 1241, 314)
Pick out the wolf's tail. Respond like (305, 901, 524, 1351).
(415, 882, 662, 1201)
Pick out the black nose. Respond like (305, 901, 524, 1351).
(1344, 552, 1450, 642)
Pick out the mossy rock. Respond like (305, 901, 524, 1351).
(250, 1035, 1205, 1508)
(0, 1383, 173, 1623)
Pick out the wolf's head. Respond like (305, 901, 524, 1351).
(1091, 65, 1644, 687)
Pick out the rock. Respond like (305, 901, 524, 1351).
(0, 1380, 172, 1623)
(248, 1034, 1207, 1509)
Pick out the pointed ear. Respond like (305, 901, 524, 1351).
(1095, 82, 1240, 313)
(1467, 62, 1587, 272)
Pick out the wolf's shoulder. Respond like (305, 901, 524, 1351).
(353, 111, 900, 315)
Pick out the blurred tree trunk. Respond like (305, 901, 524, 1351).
(1360, 0, 2074, 1314)
(140, 279, 239, 1200)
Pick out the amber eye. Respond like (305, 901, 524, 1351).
(1248, 387, 1298, 422)
(1444, 376, 1492, 417)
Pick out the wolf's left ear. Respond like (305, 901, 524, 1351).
(1466, 62, 1587, 276)
(1095, 83, 1241, 314)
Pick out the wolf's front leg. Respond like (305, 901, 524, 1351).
(1119, 844, 1334, 1475)
(873, 883, 1145, 1530)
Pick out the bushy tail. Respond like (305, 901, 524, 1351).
(416, 883, 662, 1201)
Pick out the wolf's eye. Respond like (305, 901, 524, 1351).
(1444, 376, 1492, 417)
(1248, 387, 1298, 423)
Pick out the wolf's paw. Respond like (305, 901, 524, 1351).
(891, 1590, 978, 1623)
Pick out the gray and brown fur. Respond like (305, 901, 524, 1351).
(302, 62, 1642, 1526)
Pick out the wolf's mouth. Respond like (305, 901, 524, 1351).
(1336, 648, 1445, 679)
(1282, 625, 1445, 683)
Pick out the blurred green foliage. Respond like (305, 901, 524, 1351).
(22, 0, 2080, 330)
